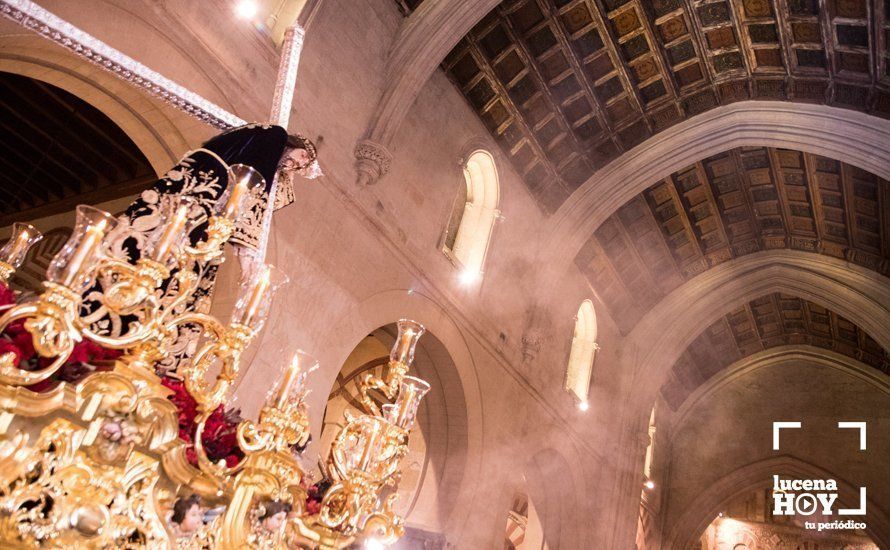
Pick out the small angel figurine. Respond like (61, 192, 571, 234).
(169, 494, 205, 540)
(258, 500, 291, 534)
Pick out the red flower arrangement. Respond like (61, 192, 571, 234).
(0, 282, 122, 392)
(303, 478, 331, 516)
(160, 376, 245, 468)
(1, 283, 244, 467)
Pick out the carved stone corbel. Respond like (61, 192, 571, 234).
(354, 140, 393, 186)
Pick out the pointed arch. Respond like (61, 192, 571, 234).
(565, 299, 598, 403)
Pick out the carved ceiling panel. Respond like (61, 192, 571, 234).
(440, 0, 890, 213)
(573, 146, 890, 334)
(660, 292, 890, 410)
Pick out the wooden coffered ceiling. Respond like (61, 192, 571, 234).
(573, 146, 890, 334)
(438, 0, 890, 213)
(0, 72, 155, 226)
(661, 292, 889, 410)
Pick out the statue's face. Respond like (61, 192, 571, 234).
(262, 511, 286, 532)
(180, 503, 203, 533)
(281, 147, 312, 171)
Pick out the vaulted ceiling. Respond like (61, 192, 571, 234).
(573, 146, 890, 334)
(0, 72, 155, 226)
(438, 0, 890, 213)
(661, 292, 889, 410)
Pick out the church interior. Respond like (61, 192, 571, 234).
(0, 0, 887, 548)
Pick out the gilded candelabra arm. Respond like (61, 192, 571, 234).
(175, 313, 254, 412)
(358, 320, 425, 417)
(358, 359, 407, 417)
(156, 260, 202, 325)
(0, 283, 82, 386)
(95, 256, 169, 317)
(191, 409, 245, 487)
(236, 418, 275, 453)
(361, 494, 404, 545)
(78, 248, 200, 350)
(181, 216, 235, 263)
(316, 482, 357, 531)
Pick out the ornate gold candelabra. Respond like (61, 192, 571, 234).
(292, 321, 429, 549)
(0, 222, 42, 285)
(0, 164, 430, 549)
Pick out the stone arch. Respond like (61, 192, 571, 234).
(627, 251, 890, 406)
(603, 250, 890, 548)
(0, 0, 242, 174)
(664, 456, 890, 550)
(523, 446, 585, 550)
(25, 0, 238, 113)
(0, 45, 196, 174)
(543, 101, 890, 275)
(672, 346, 890, 431)
(358, 0, 500, 149)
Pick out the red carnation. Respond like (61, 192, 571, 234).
(26, 379, 56, 393)
(68, 342, 90, 364)
(0, 283, 14, 307)
(161, 376, 243, 468)
(12, 331, 35, 360)
(4, 319, 26, 337)
(185, 446, 197, 466)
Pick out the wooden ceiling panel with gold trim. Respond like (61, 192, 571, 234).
(437, 0, 890, 213)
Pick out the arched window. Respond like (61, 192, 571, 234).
(565, 300, 598, 404)
(643, 405, 657, 481)
(442, 150, 499, 281)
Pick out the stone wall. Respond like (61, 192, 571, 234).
(0, 0, 602, 546)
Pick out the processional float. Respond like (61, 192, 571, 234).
(0, 1, 430, 548)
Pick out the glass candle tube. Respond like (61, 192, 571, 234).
(393, 376, 430, 430)
(357, 419, 383, 472)
(381, 403, 399, 425)
(217, 164, 266, 222)
(149, 196, 193, 263)
(46, 206, 118, 292)
(390, 319, 425, 366)
(269, 350, 318, 409)
(0, 223, 42, 268)
(231, 264, 289, 331)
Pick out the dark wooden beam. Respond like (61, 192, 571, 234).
(0, 87, 112, 188)
(33, 80, 145, 173)
(0, 80, 118, 186)
(0, 172, 156, 228)
(0, 113, 85, 195)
